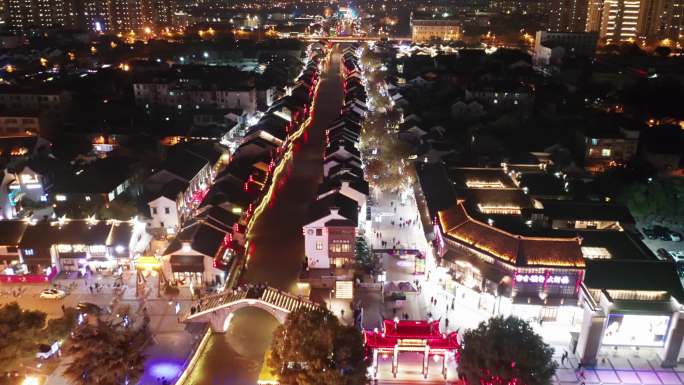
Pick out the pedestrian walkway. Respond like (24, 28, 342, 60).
(553, 352, 684, 385)
(368, 190, 425, 252)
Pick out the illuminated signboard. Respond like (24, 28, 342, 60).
(602, 314, 671, 347)
(514, 273, 570, 285)
(335, 280, 353, 299)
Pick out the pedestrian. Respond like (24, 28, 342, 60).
(561, 351, 568, 366)
(445, 318, 449, 329)
(89, 285, 93, 294)
(61, 304, 66, 313)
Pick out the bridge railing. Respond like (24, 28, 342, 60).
(181, 289, 248, 321)
(181, 286, 319, 322)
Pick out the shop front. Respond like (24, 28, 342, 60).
(0, 264, 57, 283)
(169, 254, 205, 287)
(576, 260, 684, 367)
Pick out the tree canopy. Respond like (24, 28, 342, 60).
(63, 312, 151, 385)
(459, 316, 557, 385)
(0, 303, 47, 369)
(0, 303, 78, 371)
(620, 177, 684, 225)
(269, 307, 369, 385)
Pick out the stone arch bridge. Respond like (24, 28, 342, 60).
(182, 286, 319, 332)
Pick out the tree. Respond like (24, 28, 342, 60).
(459, 316, 557, 385)
(620, 177, 684, 224)
(654, 46, 672, 58)
(45, 307, 79, 342)
(269, 308, 369, 385)
(0, 303, 47, 370)
(63, 314, 151, 385)
(355, 237, 379, 274)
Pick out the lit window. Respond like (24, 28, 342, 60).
(55, 194, 66, 201)
(24, 249, 34, 256)
(315, 241, 323, 250)
(601, 149, 612, 157)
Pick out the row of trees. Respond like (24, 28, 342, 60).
(269, 307, 557, 385)
(359, 46, 415, 193)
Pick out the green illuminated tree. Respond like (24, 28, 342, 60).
(269, 308, 369, 385)
(459, 316, 557, 385)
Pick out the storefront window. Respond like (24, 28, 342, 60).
(173, 271, 203, 286)
(602, 314, 670, 347)
(329, 242, 351, 253)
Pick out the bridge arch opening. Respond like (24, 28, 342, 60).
(223, 307, 282, 359)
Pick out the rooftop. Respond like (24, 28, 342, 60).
(439, 202, 584, 268)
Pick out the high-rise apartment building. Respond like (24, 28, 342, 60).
(600, 0, 641, 42)
(586, 0, 604, 31)
(5, 0, 178, 34)
(590, 0, 683, 42)
(5, 0, 72, 31)
(548, 0, 590, 31)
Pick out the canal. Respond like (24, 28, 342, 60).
(183, 46, 345, 385)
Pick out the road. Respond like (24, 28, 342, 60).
(182, 46, 345, 385)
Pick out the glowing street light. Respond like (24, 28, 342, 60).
(22, 377, 40, 385)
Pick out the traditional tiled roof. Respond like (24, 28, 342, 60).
(438, 202, 584, 268)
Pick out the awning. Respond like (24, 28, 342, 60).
(0, 254, 19, 263)
(59, 252, 87, 259)
(170, 255, 204, 273)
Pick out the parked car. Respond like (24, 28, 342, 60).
(643, 228, 657, 239)
(653, 225, 671, 241)
(677, 262, 684, 278)
(668, 231, 682, 242)
(76, 302, 102, 314)
(668, 250, 684, 261)
(39, 289, 66, 299)
(657, 248, 672, 261)
(36, 341, 61, 359)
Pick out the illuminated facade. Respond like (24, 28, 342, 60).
(5, 0, 179, 33)
(599, 0, 642, 42)
(5, 0, 69, 32)
(595, 0, 683, 42)
(548, 0, 590, 32)
(411, 19, 461, 43)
